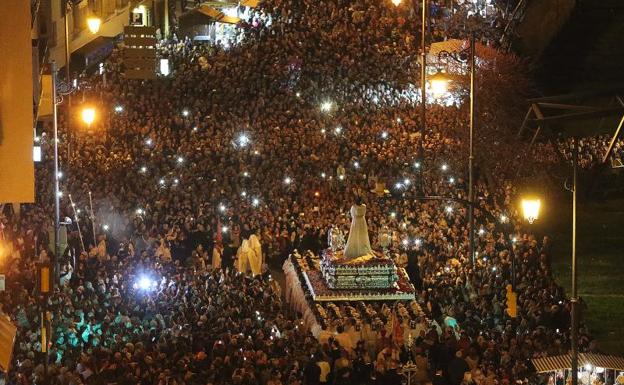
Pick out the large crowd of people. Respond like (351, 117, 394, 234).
(557, 135, 624, 169)
(0, 0, 609, 384)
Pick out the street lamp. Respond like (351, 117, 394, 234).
(570, 138, 580, 385)
(64, 4, 101, 160)
(87, 17, 102, 34)
(81, 107, 96, 128)
(430, 71, 450, 98)
(434, 34, 477, 265)
(521, 198, 541, 224)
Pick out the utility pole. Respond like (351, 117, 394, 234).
(164, 0, 170, 39)
(64, 0, 73, 160)
(571, 137, 579, 385)
(51, 62, 61, 286)
(419, 0, 427, 194)
(468, 32, 476, 265)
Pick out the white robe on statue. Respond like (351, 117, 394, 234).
(344, 204, 373, 259)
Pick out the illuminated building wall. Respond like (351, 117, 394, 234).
(0, 0, 35, 203)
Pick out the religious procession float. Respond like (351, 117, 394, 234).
(284, 201, 418, 338)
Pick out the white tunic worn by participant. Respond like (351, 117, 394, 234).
(344, 203, 373, 259)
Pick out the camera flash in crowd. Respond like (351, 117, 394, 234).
(114, 105, 124, 113)
(500, 215, 508, 223)
(414, 162, 421, 169)
(140, 166, 147, 173)
(321, 128, 326, 134)
(284, 177, 292, 185)
(252, 198, 260, 207)
(159, 179, 165, 186)
(103, 224, 110, 231)
(381, 131, 388, 139)
(449, 177, 455, 184)
(320, 101, 333, 112)
(222, 226, 229, 233)
(441, 163, 449, 171)
(146, 138, 153, 146)
(182, 109, 190, 117)
(243, 171, 249, 177)
(219, 204, 226, 212)
(177, 156, 184, 164)
(445, 206, 453, 213)
(321, 172, 326, 178)
(238, 134, 250, 147)
(334, 126, 342, 135)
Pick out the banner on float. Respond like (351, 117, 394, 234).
(0, 0, 35, 203)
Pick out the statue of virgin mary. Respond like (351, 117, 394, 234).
(343, 197, 373, 260)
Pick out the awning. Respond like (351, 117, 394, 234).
(532, 354, 624, 373)
(582, 354, 624, 371)
(199, 0, 260, 7)
(532, 355, 572, 373)
(429, 39, 466, 57)
(240, 0, 260, 7)
(198, 5, 241, 24)
(0, 315, 17, 373)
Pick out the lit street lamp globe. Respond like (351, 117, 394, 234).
(81, 107, 96, 127)
(87, 17, 101, 34)
(430, 71, 450, 98)
(521, 198, 541, 224)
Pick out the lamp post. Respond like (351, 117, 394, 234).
(420, 0, 427, 195)
(468, 33, 476, 267)
(432, 33, 477, 265)
(51, 62, 62, 287)
(571, 137, 579, 385)
(51, 62, 98, 278)
(63, 1, 100, 160)
(49, 62, 98, 385)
